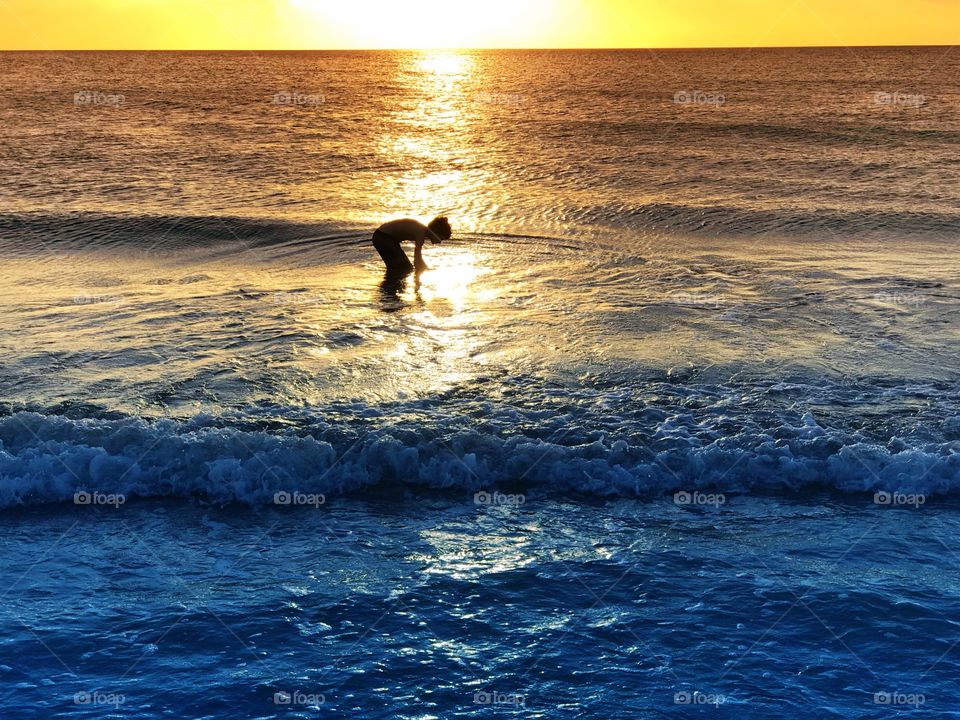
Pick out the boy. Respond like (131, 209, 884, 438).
(372, 217, 452, 275)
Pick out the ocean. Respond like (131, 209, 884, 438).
(0, 48, 958, 718)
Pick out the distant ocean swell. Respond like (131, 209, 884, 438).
(0, 212, 352, 255)
(2, 203, 959, 257)
(573, 203, 960, 238)
(1, 408, 957, 510)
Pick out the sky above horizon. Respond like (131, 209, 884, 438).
(0, 0, 957, 50)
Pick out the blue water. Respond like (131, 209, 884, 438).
(5, 497, 960, 718)
(1, 48, 959, 718)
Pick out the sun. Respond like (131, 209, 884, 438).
(288, 0, 551, 49)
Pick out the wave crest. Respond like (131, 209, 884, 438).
(1, 410, 957, 510)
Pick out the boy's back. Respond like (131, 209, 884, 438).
(372, 217, 452, 276)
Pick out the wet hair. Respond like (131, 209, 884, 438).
(428, 216, 452, 241)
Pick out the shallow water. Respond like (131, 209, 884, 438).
(1, 49, 959, 718)
(0, 229, 956, 504)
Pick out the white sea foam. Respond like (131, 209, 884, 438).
(0, 408, 957, 510)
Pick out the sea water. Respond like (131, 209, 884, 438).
(0, 49, 958, 718)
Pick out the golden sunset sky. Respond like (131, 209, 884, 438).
(0, 0, 957, 49)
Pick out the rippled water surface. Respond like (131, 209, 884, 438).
(3, 48, 960, 236)
(0, 49, 959, 718)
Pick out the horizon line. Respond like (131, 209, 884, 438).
(0, 43, 954, 52)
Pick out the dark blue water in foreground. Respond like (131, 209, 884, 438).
(4, 496, 960, 718)
(0, 48, 958, 718)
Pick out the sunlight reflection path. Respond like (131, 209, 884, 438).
(374, 51, 491, 233)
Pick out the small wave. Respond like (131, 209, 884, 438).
(3, 206, 956, 259)
(574, 202, 960, 238)
(0, 409, 957, 510)
(0, 211, 359, 256)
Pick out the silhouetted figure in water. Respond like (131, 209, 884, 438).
(372, 217, 452, 276)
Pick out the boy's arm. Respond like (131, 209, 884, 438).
(414, 240, 429, 272)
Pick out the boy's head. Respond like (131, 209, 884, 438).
(428, 216, 452, 242)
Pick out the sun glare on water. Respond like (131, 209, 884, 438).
(420, 249, 492, 309)
(415, 52, 471, 77)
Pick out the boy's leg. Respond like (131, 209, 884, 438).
(372, 232, 414, 275)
